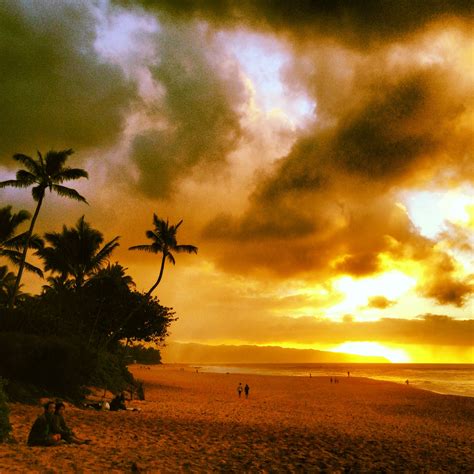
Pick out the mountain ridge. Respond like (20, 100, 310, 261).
(161, 341, 389, 364)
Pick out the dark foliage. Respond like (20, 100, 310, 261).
(124, 344, 163, 365)
(0, 332, 95, 400)
(0, 378, 12, 442)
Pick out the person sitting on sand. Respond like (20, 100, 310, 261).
(110, 392, 127, 411)
(52, 402, 90, 445)
(27, 401, 62, 446)
(237, 383, 243, 398)
(244, 384, 250, 399)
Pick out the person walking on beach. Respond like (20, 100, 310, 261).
(27, 401, 62, 446)
(237, 382, 243, 398)
(244, 384, 250, 399)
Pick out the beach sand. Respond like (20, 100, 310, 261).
(1, 364, 473, 472)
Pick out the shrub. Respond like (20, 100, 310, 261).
(0, 378, 12, 442)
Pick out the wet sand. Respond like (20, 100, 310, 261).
(1, 364, 473, 472)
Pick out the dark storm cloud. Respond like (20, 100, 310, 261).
(419, 252, 473, 306)
(201, 54, 473, 305)
(0, 1, 136, 162)
(129, 0, 473, 48)
(130, 21, 246, 198)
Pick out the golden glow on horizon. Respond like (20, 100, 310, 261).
(331, 342, 411, 363)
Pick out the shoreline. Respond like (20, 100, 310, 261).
(1, 365, 473, 472)
(162, 361, 474, 398)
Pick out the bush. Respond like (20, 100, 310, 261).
(88, 350, 134, 394)
(124, 344, 162, 365)
(0, 332, 109, 400)
(0, 378, 12, 442)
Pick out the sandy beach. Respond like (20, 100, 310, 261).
(1, 364, 473, 472)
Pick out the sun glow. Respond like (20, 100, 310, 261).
(328, 271, 416, 317)
(331, 342, 411, 363)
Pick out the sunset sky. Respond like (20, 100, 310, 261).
(0, 0, 472, 363)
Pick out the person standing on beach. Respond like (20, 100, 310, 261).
(237, 382, 243, 398)
(27, 401, 62, 446)
(244, 384, 250, 399)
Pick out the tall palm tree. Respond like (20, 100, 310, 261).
(38, 216, 120, 289)
(0, 205, 44, 277)
(0, 149, 88, 305)
(129, 213, 198, 297)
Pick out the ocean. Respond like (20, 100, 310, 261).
(197, 363, 474, 398)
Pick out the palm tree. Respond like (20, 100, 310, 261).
(0, 205, 43, 277)
(0, 266, 16, 305)
(38, 216, 120, 289)
(0, 149, 88, 306)
(129, 213, 198, 297)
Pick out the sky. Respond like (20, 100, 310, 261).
(0, 0, 472, 363)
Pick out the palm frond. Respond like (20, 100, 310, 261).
(55, 167, 89, 182)
(166, 253, 176, 265)
(32, 185, 46, 201)
(91, 237, 120, 268)
(51, 184, 87, 203)
(12, 153, 40, 174)
(128, 244, 158, 253)
(45, 149, 74, 175)
(16, 169, 37, 185)
(0, 179, 31, 189)
(175, 244, 198, 254)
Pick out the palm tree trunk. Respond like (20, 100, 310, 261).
(103, 253, 167, 349)
(145, 253, 166, 298)
(9, 193, 44, 308)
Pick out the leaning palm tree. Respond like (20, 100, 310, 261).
(0, 149, 88, 306)
(38, 216, 120, 289)
(0, 205, 43, 277)
(129, 213, 198, 297)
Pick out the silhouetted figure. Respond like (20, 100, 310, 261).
(52, 402, 90, 444)
(137, 381, 145, 401)
(27, 401, 61, 446)
(237, 382, 243, 398)
(110, 392, 127, 411)
(309, 373, 312, 378)
(330, 377, 333, 383)
(405, 379, 409, 385)
(244, 384, 250, 399)
(347, 371, 350, 377)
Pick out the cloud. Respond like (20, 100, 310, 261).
(130, 21, 247, 198)
(173, 306, 474, 346)
(200, 28, 473, 308)
(132, 0, 473, 48)
(419, 253, 473, 306)
(0, 1, 136, 162)
(366, 296, 396, 310)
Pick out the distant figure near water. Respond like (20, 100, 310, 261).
(237, 383, 243, 398)
(347, 371, 350, 377)
(244, 384, 250, 399)
(405, 379, 409, 385)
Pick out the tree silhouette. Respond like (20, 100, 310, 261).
(0, 266, 17, 305)
(129, 213, 198, 297)
(38, 216, 119, 289)
(0, 149, 88, 306)
(0, 206, 43, 277)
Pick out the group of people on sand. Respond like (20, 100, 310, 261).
(28, 401, 90, 447)
(237, 382, 250, 399)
